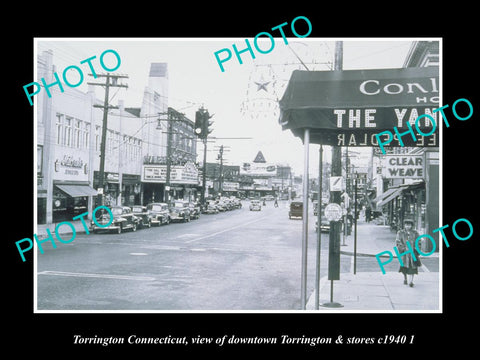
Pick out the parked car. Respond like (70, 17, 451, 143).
(215, 200, 227, 212)
(203, 201, 219, 214)
(188, 202, 201, 219)
(249, 199, 262, 211)
(146, 202, 170, 226)
(131, 205, 151, 228)
(221, 198, 234, 211)
(315, 216, 331, 232)
(169, 200, 191, 222)
(289, 201, 303, 219)
(230, 197, 242, 208)
(91, 206, 139, 234)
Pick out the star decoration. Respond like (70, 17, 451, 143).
(255, 80, 270, 92)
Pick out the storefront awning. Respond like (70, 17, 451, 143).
(56, 184, 98, 197)
(374, 187, 398, 203)
(377, 187, 404, 207)
(278, 67, 439, 146)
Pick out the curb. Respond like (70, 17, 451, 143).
(340, 250, 439, 258)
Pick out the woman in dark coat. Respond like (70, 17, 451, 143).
(395, 218, 421, 287)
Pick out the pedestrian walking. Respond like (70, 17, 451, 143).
(274, 198, 278, 207)
(366, 206, 372, 223)
(395, 218, 422, 287)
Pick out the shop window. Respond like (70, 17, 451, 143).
(56, 114, 64, 145)
(95, 126, 100, 151)
(74, 119, 81, 148)
(84, 123, 90, 148)
(37, 145, 43, 175)
(64, 117, 72, 147)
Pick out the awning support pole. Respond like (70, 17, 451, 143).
(300, 128, 310, 310)
(315, 144, 323, 310)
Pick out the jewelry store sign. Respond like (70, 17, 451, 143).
(383, 155, 424, 179)
(54, 152, 88, 182)
(142, 162, 199, 184)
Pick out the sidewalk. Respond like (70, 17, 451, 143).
(306, 221, 440, 311)
(339, 220, 439, 258)
(36, 219, 91, 239)
(306, 271, 440, 311)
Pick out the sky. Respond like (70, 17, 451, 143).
(36, 38, 416, 176)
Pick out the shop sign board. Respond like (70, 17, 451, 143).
(383, 155, 424, 179)
(142, 161, 199, 184)
(222, 181, 239, 191)
(53, 150, 89, 182)
(329, 176, 344, 191)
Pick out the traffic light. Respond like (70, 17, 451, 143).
(195, 108, 214, 139)
(202, 111, 214, 138)
(195, 110, 204, 137)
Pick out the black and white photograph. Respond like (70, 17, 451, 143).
(7, 7, 479, 356)
(31, 38, 442, 312)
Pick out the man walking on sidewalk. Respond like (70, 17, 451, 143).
(395, 218, 422, 287)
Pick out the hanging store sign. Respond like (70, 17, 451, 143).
(278, 67, 439, 147)
(142, 162, 199, 184)
(222, 181, 239, 191)
(383, 155, 424, 179)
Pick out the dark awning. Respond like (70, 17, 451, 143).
(56, 184, 98, 197)
(376, 181, 425, 207)
(374, 187, 398, 203)
(278, 67, 439, 146)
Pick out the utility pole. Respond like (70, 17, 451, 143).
(165, 108, 173, 204)
(218, 145, 224, 195)
(88, 73, 128, 207)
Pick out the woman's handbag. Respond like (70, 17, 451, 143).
(413, 249, 422, 267)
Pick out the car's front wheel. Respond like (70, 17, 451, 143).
(116, 224, 122, 234)
(132, 223, 137, 232)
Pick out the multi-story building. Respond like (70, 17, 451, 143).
(141, 107, 199, 204)
(36, 50, 144, 224)
(36, 53, 197, 225)
(374, 41, 440, 252)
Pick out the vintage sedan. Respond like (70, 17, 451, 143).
(146, 202, 170, 226)
(169, 201, 191, 222)
(131, 205, 151, 228)
(249, 199, 262, 211)
(289, 201, 303, 219)
(188, 202, 201, 219)
(203, 201, 219, 214)
(91, 206, 139, 234)
(315, 216, 331, 233)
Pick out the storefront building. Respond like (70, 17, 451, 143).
(36, 50, 143, 225)
(375, 41, 440, 252)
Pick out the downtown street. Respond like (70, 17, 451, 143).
(36, 199, 439, 311)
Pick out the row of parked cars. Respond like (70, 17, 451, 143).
(90, 200, 202, 234)
(202, 197, 242, 214)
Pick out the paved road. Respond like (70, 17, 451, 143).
(36, 200, 438, 311)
